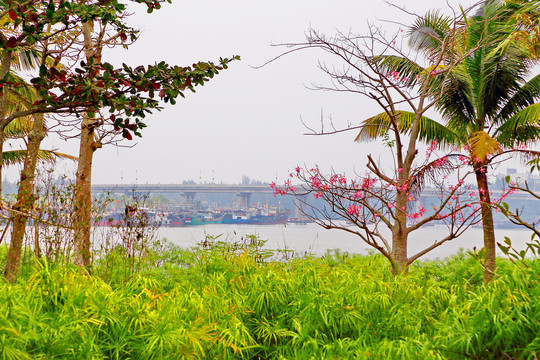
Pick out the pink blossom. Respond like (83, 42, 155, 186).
(425, 140, 440, 157)
(353, 191, 364, 200)
(347, 204, 361, 216)
(362, 178, 376, 190)
(434, 157, 447, 166)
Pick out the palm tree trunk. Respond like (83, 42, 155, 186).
(72, 113, 100, 268)
(0, 49, 13, 196)
(0, 129, 5, 196)
(4, 113, 45, 282)
(475, 166, 496, 282)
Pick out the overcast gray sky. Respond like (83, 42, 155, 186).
(32, 0, 488, 185)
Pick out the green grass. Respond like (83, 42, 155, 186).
(0, 242, 538, 359)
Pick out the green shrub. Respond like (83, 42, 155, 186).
(0, 242, 538, 359)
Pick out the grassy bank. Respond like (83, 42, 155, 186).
(0, 240, 538, 359)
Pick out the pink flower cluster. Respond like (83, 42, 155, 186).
(426, 140, 438, 157)
(395, 181, 409, 192)
(434, 157, 447, 167)
(362, 178, 376, 190)
(329, 174, 347, 185)
(387, 70, 409, 83)
(347, 204, 361, 216)
(448, 180, 464, 192)
(388, 71, 400, 82)
(270, 179, 296, 196)
(456, 155, 469, 166)
(352, 191, 365, 200)
(408, 206, 426, 220)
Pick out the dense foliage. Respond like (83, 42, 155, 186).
(0, 240, 538, 359)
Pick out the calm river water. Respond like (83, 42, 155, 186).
(158, 223, 533, 260)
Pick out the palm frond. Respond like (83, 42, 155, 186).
(495, 103, 540, 146)
(481, 48, 530, 120)
(371, 55, 424, 87)
(48, 151, 78, 162)
(409, 153, 464, 201)
(2, 150, 78, 167)
(408, 10, 453, 54)
(354, 111, 461, 148)
(0, 47, 41, 72)
(498, 72, 540, 121)
(2, 71, 37, 116)
(429, 60, 477, 128)
(467, 131, 502, 161)
(15, 49, 41, 71)
(4, 117, 34, 139)
(495, 148, 540, 165)
(354, 112, 394, 142)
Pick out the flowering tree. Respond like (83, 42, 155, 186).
(267, 5, 512, 274)
(359, 1, 540, 281)
(497, 171, 540, 238)
(271, 141, 523, 273)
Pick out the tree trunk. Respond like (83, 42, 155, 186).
(391, 189, 409, 274)
(0, 128, 5, 195)
(4, 113, 45, 282)
(475, 166, 496, 282)
(72, 114, 100, 268)
(72, 17, 102, 269)
(0, 50, 13, 196)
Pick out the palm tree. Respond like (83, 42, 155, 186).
(2, 117, 77, 165)
(2, 68, 76, 281)
(356, 1, 540, 281)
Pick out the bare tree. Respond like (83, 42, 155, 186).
(268, 5, 500, 274)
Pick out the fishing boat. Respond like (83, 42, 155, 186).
(288, 217, 313, 225)
(94, 212, 125, 226)
(221, 211, 250, 224)
(247, 208, 291, 225)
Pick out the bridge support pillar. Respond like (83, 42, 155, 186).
(182, 192, 197, 203)
(294, 197, 305, 218)
(237, 192, 252, 209)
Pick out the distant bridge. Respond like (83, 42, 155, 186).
(91, 183, 539, 207)
(91, 183, 274, 208)
(91, 183, 273, 194)
(91, 183, 538, 198)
